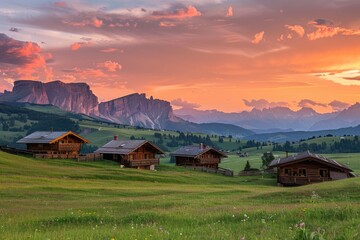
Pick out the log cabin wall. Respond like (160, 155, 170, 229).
(277, 159, 350, 185)
(131, 144, 156, 160)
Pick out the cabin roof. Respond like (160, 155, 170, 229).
(95, 140, 164, 155)
(170, 145, 227, 158)
(16, 131, 90, 144)
(269, 151, 352, 171)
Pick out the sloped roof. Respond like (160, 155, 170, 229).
(269, 151, 352, 171)
(95, 140, 164, 155)
(17, 131, 89, 144)
(170, 145, 227, 158)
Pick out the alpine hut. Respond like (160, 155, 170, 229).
(95, 135, 164, 169)
(170, 144, 227, 169)
(17, 131, 89, 158)
(269, 151, 355, 186)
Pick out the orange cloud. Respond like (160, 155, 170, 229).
(70, 41, 92, 51)
(251, 31, 265, 44)
(152, 5, 201, 20)
(97, 61, 122, 72)
(226, 6, 233, 17)
(285, 24, 305, 37)
(92, 17, 103, 28)
(307, 20, 360, 40)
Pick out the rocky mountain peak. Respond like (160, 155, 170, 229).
(0, 80, 99, 115)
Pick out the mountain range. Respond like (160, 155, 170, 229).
(1, 80, 360, 139)
(175, 104, 360, 132)
(0, 80, 253, 138)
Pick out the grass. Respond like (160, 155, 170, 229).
(0, 151, 360, 239)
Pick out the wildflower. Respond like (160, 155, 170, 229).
(261, 219, 266, 224)
(232, 215, 235, 218)
(299, 222, 305, 229)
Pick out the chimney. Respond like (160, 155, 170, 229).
(285, 151, 289, 158)
(199, 143, 203, 150)
(114, 135, 118, 141)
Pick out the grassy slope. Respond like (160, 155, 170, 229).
(0, 151, 359, 239)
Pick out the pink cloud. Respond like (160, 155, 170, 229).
(62, 17, 103, 28)
(152, 5, 202, 20)
(226, 6, 233, 17)
(251, 31, 265, 44)
(298, 99, 327, 108)
(63, 67, 107, 79)
(285, 24, 305, 37)
(329, 100, 350, 111)
(53, 1, 68, 8)
(97, 61, 122, 72)
(0, 33, 52, 79)
(171, 98, 200, 109)
(159, 22, 176, 27)
(101, 48, 118, 53)
(92, 17, 103, 28)
(243, 99, 289, 110)
(70, 41, 92, 51)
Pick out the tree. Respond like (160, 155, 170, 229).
(261, 152, 275, 168)
(244, 160, 251, 171)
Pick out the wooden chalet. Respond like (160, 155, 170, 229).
(170, 144, 227, 169)
(269, 151, 355, 186)
(17, 131, 89, 158)
(95, 136, 164, 169)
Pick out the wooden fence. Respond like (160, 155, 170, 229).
(238, 169, 275, 176)
(77, 153, 102, 162)
(0, 146, 32, 155)
(33, 153, 79, 159)
(184, 166, 234, 177)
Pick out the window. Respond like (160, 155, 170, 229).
(299, 169, 307, 177)
(320, 169, 328, 178)
(144, 154, 148, 159)
(284, 168, 292, 176)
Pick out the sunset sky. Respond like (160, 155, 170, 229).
(0, 0, 360, 113)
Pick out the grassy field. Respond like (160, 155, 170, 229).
(0, 151, 359, 239)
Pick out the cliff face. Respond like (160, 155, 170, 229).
(0, 80, 99, 115)
(99, 93, 177, 129)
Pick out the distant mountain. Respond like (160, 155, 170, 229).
(0, 80, 99, 115)
(245, 125, 360, 142)
(175, 107, 336, 132)
(166, 121, 254, 138)
(310, 103, 360, 131)
(99, 93, 179, 129)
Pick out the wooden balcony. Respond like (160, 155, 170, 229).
(198, 158, 220, 164)
(58, 143, 81, 151)
(125, 159, 160, 167)
(279, 176, 331, 185)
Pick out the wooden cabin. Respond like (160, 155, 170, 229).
(269, 151, 355, 186)
(95, 136, 164, 170)
(17, 131, 90, 158)
(170, 144, 227, 169)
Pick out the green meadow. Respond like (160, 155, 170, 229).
(0, 151, 359, 240)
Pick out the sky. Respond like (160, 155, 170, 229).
(0, 0, 360, 113)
